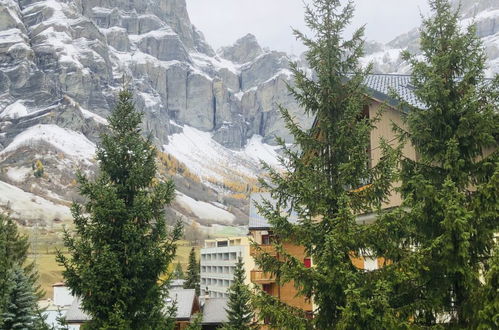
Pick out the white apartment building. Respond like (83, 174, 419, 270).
(200, 236, 255, 298)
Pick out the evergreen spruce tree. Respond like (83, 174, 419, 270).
(390, 0, 499, 327)
(1, 266, 39, 330)
(183, 248, 200, 296)
(253, 0, 398, 328)
(173, 262, 184, 279)
(0, 214, 45, 328)
(222, 258, 255, 330)
(57, 89, 183, 329)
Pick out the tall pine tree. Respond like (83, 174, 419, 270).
(183, 248, 200, 296)
(253, 0, 398, 328)
(223, 258, 255, 330)
(390, 0, 499, 327)
(57, 89, 182, 329)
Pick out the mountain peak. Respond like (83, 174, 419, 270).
(218, 33, 263, 64)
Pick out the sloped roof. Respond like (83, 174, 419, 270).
(363, 74, 426, 110)
(249, 192, 299, 230)
(202, 298, 228, 324)
(166, 288, 197, 320)
(65, 297, 90, 323)
(66, 289, 197, 323)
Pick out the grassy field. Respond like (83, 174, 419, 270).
(22, 225, 199, 298)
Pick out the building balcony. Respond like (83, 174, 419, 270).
(250, 270, 276, 284)
(250, 244, 278, 257)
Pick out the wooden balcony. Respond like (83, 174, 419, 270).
(250, 244, 278, 257)
(250, 270, 276, 284)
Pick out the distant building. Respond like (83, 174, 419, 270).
(200, 236, 255, 298)
(39, 283, 76, 329)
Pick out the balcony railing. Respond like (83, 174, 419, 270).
(250, 270, 276, 283)
(250, 244, 278, 257)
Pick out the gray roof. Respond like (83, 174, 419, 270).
(166, 288, 197, 320)
(202, 298, 228, 324)
(249, 192, 299, 230)
(66, 289, 197, 323)
(65, 297, 91, 323)
(363, 74, 426, 110)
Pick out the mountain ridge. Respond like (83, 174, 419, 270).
(0, 0, 497, 233)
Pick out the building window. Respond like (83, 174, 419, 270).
(262, 284, 273, 295)
(304, 258, 311, 268)
(217, 240, 228, 247)
(262, 233, 275, 245)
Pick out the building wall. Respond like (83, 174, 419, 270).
(369, 100, 417, 209)
(53, 285, 74, 307)
(200, 237, 255, 298)
(249, 231, 313, 313)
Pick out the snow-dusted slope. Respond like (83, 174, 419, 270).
(0, 0, 305, 230)
(362, 0, 499, 76)
(0, 180, 71, 223)
(0, 124, 96, 162)
(163, 124, 279, 182)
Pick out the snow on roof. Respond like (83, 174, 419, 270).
(363, 74, 426, 110)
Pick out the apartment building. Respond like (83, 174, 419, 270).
(200, 236, 255, 298)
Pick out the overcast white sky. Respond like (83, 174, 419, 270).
(186, 0, 431, 55)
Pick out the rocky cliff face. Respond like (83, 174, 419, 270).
(0, 0, 315, 231)
(361, 0, 499, 76)
(0, 0, 311, 153)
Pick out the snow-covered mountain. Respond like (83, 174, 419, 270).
(362, 0, 499, 77)
(0, 0, 309, 233)
(0, 0, 497, 233)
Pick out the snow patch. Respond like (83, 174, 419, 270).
(176, 192, 235, 224)
(79, 107, 108, 125)
(190, 51, 241, 75)
(5, 167, 31, 182)
(239, 135, 281, 167)
(163, 124, 280, 189)
(0, 180, 71, 222)
(0, 100, 27, 119)
(0, 124, 96, 161)
(0, 28, 26, 45)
